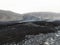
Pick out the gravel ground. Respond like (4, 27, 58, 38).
(18, 26, 60, 45)
(21, 31, 60, 45)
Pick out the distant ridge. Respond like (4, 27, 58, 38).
(0, 10, 60, 23)
(22, 12, 60, 22)
(0, 10, 22, 22)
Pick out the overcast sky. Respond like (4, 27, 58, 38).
(0, 0, 60, 14)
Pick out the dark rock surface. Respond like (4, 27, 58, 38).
(0, 21, 58, 45)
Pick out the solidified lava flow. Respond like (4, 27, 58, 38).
(0, 21, 58, 44)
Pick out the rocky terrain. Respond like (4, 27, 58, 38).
(0, 10, 60, 45)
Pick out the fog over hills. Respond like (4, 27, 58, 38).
(0, 10, 60, 23)
(22, 12, 60, 22)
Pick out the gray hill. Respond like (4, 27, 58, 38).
(0, 10, 22, 22)
(22, 12, 60, 22)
